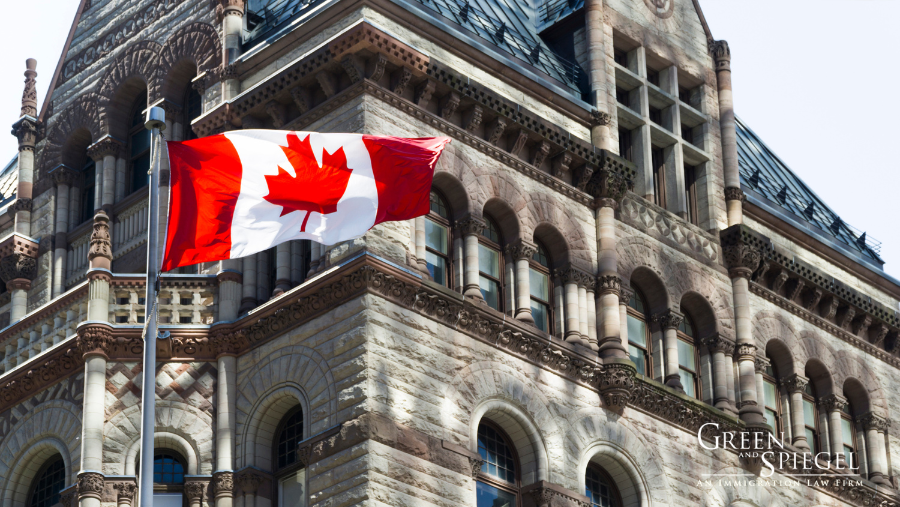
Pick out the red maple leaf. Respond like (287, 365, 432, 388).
(263, 133, 354, 231)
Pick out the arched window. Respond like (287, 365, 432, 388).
(476, 422, 518, 507)
(183, 85, 202, 141)
(425, 191, 451, 287)
(761, 362, 782, 434)
(275, 407, 304, 470)
(676, 313, 700, 399)
(802, 383, 820, 454)
(80, 159, 96, 224)
(840, 402, 857, 467)
(585, 464, 621, 507)
(626, 289, 651, 376)
(28, 456, 65, 507)
(274, 407, 306, 507)
(128, 95, 151, 194)
(529, 242, 552, 333)
(153, 452, 185, 484)
(478, 216, 503, 311)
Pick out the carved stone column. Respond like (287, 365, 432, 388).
(87, 211, 113, 321)
(710, 40, 742, 226)
(51, 166, 78, 297)
(114, 482, 137, 507)
(782, 374, 811, 452)
(0, 234, 39, 322)
(86, 136, 125, 211)
(585, 276, 597, 349)
(507, 239, 536, 324)
(559, 267, 586, 346)
(11, 59, 38, 237)
(274, 242, 292, 295)
(240, 254, 257, 314)
(414, 216, 428, 275)
(584, 0, 610, 128)
(185, 481, 209, 507)
(237, 470, 262, 507)
(721, 224, 769, 426)
(76, 471, 105, 507)
(589, 111, 613, 152)
(456, 215, 485, 301)
(617, 284, 633, 351)
(858, 412, 891, 485)
(820, 394, 848, 465)
(216, 342, 238, 507)
(217, 0, 245, 100)
(213, 471, 235, 507)
(704, 333, 736, 413)
(654, 310, 684, 391)
(754, 356, 769, 420)
(77, 324, 113, 476)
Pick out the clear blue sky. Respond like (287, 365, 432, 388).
(2, 1, 898, 280)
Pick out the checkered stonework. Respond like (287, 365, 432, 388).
(106, 362, 216, 417)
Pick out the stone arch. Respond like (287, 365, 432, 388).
(842, 377, 871, 416)
(97, 40, 162, 135)
(235, 344, 337, 468)
(764, 339, 795, 378)
(239, 384, 309, 471)
(522, 191, 591, 270)
(532, 222, 571, 271)
(482, 197, 521, 247)
(680, 291, 720, 340)
(751, 311, 798, 355)
(804, 359, 834, 398)
(104, 401, 214, 475)
(669, 262, 734, 338)
(796, 330, 837, 389)
(432, 170, 471, 221)
(158, 22, 222, 105)
(0, 400, 82, 507)
(124, 431, 199, 475)
(38, 94, 101, 173)
(567, 410, 672, 507)
(433, 144, 476, 218)
(832, 350, 887, 415)
(443, 361, 560, 484)
(471, 169, 527, 232)
(629, 266, 670, 315)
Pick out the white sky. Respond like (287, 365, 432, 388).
(1, 1, 898, 278)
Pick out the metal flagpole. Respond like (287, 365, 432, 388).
(138, 106, 166, 507)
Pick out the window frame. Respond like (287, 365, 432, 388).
(80, 159, 96, 225)
(150, 450, 187, 493)
(127, 95, 151, 195)
(618, 128, 633, 163)
(183, 84, 202, 142)
(625, 289, 652, 377)
(802, 383, 820, 454)
(273, 406, 307, 507)
(675, 314, 701, 400)
(651, 147, 666, 208)
(528, 241, 553, 335)
(839, 406, 857, 468)
(27, 456, 66, 507)
(585, 462, 623, 507)
(475, 420, 521, 507)
(477, 215, 504, 312)
(684, 164, 698, 226)
(761, 362, 782, 436)
(425, 190, 453, 289)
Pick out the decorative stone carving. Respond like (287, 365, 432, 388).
(463, 106, 483, 132)
(77, 323, 114, 358)
(653, 310, 683, 330)
(52, 166, 80, 187)
(787, 279, 805, 303)
(290, 87, 311, 115)
(114, 482, 137, 502)
(505, 239, 537, 261)
(214, 0, 245, 22)
(468, 456, 484, 478)
(588, 110, 611, 127)
(414, 79, 436, 108)
(6, 198, 33, 219)
(316, 71, 337, 98)
(871, 323, 890, 347)
(596, 275, 620, 296)
(340, 54, 364, 83)
(531, 140, 550, 168)
(858, 412, 891, 433)
(486, 117, 507, 145)
(704, 333, 735, 355)
(618, 197, 719, 262)
(159, 23, 222, 93)
(237, 471, 261, 494)
(20, 59, 37, 118)
(265, 101, 287, 128)
(97, 41, 162, 132)
(724, 187, 745, 202)
(212, 329, 247, 358)
(455, 216, 485, 236)
(781, 373, 809, 394)
(596, 362, 636, 415)
(510, 129, 528, 157)
(823, 296, 840, 320)
(0, 253, 37, 285)
(720, 224, 771, 278)
(185, 482, 207, 502)
(804, 288, 823, 312)
(368, 53, 388, 82)
(213, 471, 234, 496)
(836, 306, 856, 330)
(77, 472, 105, 499)
(440, 92, 460, 119)
(709, 39, 731, 72)
(392, 67, 413, 95)
(819, 394, 848, 413)
(551, 152, 572, 179)
(12, 117, 38, 150)
(86, 136, 125, 161)
(88, 210, 113, 269)
(643, 0, 674, 19)
(581, 151, 633, 209)
(734, 343, 757, 360)
(558, 267, 586, 285)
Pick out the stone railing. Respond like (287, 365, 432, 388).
(0, 282, 88, 374)
(110, 274, 217, 325)
(65, 226, 92, 288)
(112, 198, 149, 260)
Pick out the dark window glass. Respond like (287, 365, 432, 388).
(681, 124, 693, 145)
(28, 457, 65, 507)
(80, 160, 96, 224)
(626, 290, 650, 376)
(613, 48, 628, 67)
(648, 106, 662, 125)
(477, 424, 516, 484)
(153, 453, 185, 484)
(676, 314, 699, 399)
(276, 408, 304, 470)
(615, 87, 630, 107)
(476, 482, 516, 507)
(618, 128, 633, 162)
(479, 217, 502, 311)
(585, 465, 619, 507)
(647, 69, 659, 87)
(530, 242, 551, 333)
(129, 96, 150, 194)
(684, 164, 698, 226)
(679, 86, 691, 103)
(426, 191, 451, 287)
(185, 86, 202, 141)
(651, 148, 666, 208)
(179, 316, 192, 324)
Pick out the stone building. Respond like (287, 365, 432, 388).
(0, 0, 898, 506)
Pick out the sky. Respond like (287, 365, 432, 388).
(0, 1, 898, 278)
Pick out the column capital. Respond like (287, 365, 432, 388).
(596, 275, 620, 296)
(236, 469, 263, 494)
(703, 333, 735, 355)
(556, 266, 590, 286)
(734, 342, 757, 360)
(781, 373, 809, 394)
(577, 150, 634, 209)
(212, 470, 234, 498)
(184, 481, 209, 502)
(819, 394, 848, 413)
(754, 355, 770, 373)
(505, 239, 537, 260)
(214, 0, 245, 20)
(86, 135, 125, 161)
(596, 361, 636, 415)
(76, 322, 114, 359)
(11, 116, 39, 151)
(212, 329, 247, 358)
(709, 39, 731, 71)
(857, 412, 891, 432)
(50, 165, 79, 187)
(720, 224, 771, 278)
(724, 187, 745, 203)
(618, 284, 634, 303)
(652, 309, 683, 330)
(589, 110, 611, 127)
(76, 471, 105, 500)
(455, 215, 485, 235)
(113, 481, 137, 502)
(88, 210, 113, 270)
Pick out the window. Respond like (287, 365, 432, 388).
(646, 69, 659, 87)
(681, 124, 693, 145)
(80, 159, 96, 224)
(615, 87, 629, 107)
(585, 464, 621, 507)
(425, 191, 451, 287)
(276, 407, 304, 470)
(529, 242, 552, 334)
(684, 164, 698, 226)
(129, 95, 151, 194)
(28, 457, 65, 507)
(802, 383, 819, 454)
(476, 422, 518, 507)
(651, 147, 666, 208)
(184, 86, 202, 141)
(648, 106, 662, 126)
(678, 86, 691, 103)
(626, 290, 651, 376)
(618, 128, 633, 162)
(613, 48, 628, 67)
(478, 217, 503, 311)
(153, 453, 185, 484)
(676, 315, 700, 399)
(840, 405, 857, 467)
(761, 362, 781, 434)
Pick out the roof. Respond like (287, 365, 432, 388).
(0, 156, 18, 204)
(736, 116, 884, 269)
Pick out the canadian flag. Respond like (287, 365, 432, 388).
(161, 131, 450, 271)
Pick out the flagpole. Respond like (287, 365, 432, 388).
(138, 106, 165, 507)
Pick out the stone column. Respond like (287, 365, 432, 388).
(720, 225, 769, 425)
(578, 281, 589, 338)
(710, 40, 742, 227)
(11, 59, 39, 237)
(507, 240, 536, 324)
(290, 241, 305, 286)
(52, 167, 78, 297)
(273, 243, 291, 295)
(414, 217, 427, 274)
(218, 266, 242, 321)
(240, 254, 257, 313)
(704, 334, 736, 413)
(218, 0, 245, 100)
(77, 472, 105, 507)
(560, 267, 584, 346)
(214, 336, 238, 507)
(86, 211, 113, 321)
(114, 482, 136, 507)
(858, 413, 891, 485)
(456, 216, 484, 301)
(589, 111, 613, 152)
(238, 471, 261, 507)
(783, 374, 811, 452)
(584, 0, 607, 110)
(0, 235, 39, 322)
(754, 356, 769, 421)
(618, 285, 633, 351)
(654, 310, 684, 391)
(76, 323, 113, 497)
(820, 394, 848, 464)
(585, 279, 597, 350)
(87, 136, 125, 211)
(186, 481, 208, 507)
